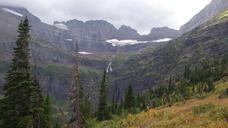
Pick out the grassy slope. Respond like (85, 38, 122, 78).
(93, 78, 228, 128)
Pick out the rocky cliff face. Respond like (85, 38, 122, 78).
(61, 19, 118, 51)
(180, 0, 228, 34)
(54, 20, 178, 51)
(64, 19, 118, 40)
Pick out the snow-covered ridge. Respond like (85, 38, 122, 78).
(2, 8, 23, 17)
(152, 38, 172, 42)
(106, 38, 172, 47)
(78, 52, 92, 55)
(54, 23, 69, 30)
(106, 39, 148, 47)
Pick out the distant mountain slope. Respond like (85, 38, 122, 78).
(180, 0, 228, 34)
(112, 9, 228, 96)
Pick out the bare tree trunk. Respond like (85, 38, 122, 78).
(69, 42, 84, 128)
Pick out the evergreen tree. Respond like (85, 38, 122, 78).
(54, 123, 61, 128)
(97, 70, 110, 121)
(0, 18, 32, 128)
(31, 78, 50, 128)
(124, 84, 135, 110)
(111, 86, 119, 114)
(0, 17, 49, 128)
(80, 94, 91, 121)
(206, 77, 215, 92)
(44, 94, 51, 128)
(135, 94, 140, 108)
(79, 75, 91, 122)
(111, 93, 116, 114)
(116, 98, 124, 115)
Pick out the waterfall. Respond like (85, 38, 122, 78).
(106, 60, 113, 73)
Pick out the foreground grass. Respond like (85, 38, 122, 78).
(92, 79, 228, 128)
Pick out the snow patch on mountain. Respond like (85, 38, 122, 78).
(106, 39, 148, 47)
(65, 39, 73, 42)
(78, 52, 92, 55)
(152, 38, 172, 42)
(2, 8, 23, 17)
(54, 23, 69, 30)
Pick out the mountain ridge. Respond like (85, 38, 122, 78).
(180, 0, 228, 34)
(0, 5, 179, 52)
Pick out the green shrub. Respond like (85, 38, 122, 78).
(192, 103, 215, 115)
(223, 107, 228, 122)
(218, 88, 228, 99)
(154, 111, 172, 120)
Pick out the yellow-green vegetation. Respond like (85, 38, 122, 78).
(80, 65, 102, 77)
(218, 10, 228, 20)
(92, 79, 228, 128)
(202, 9, 228, 29)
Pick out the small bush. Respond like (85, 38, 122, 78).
(218, 88, 228, 99)
(209, 106, 228, 121)
(192, 103, 215, 115)
(153, 111, 172, 120)
(223, 108, 228, 122)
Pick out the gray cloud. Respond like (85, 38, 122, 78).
(0, 0, 211, 34)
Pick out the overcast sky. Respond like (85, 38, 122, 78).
(0, 0, 211, 34)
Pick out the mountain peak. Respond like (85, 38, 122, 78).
(140, 27, 179, 41)
(0, 5, 41, 22)
(118, 25, 138, 32)
(117, 25, 140, 40)
(67, 19, 84, 23)
(150, 27, 177, 32)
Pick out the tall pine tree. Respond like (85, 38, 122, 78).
(31, 78, 50, 128)
(44, 94, 51, 128)
(124, 84, 135, 110)
(80, 94, 91, 121)
(97, 70, 110, 121)
(0, 17, 49, 128)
